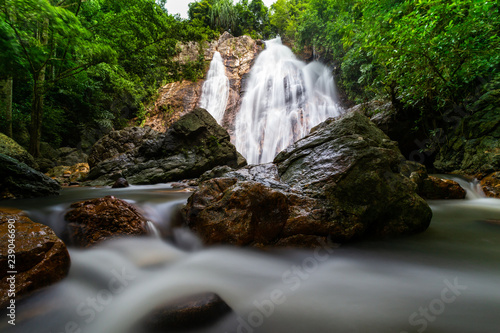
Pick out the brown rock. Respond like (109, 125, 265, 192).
(64, 196, 148, 247)
(480, 172, 500, 198)
(0, 208, 70, 307)
(142, 80, 205, 132)
(184, 179, 289, 246)
(218, 35, 261, 140)
(143, 293, 231, 331)
(420, 176, 467, 200)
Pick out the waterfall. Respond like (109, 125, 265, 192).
(199, 51, 229, 124)
(234, 37, 342, 165)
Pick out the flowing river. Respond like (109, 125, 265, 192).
(1, 179, 499, 333)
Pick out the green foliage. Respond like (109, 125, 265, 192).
(270, 0, 309, 43)
(189, 0, 272, 38)
(294, 0, 500, 130)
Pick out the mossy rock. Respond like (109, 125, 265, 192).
(0, 133, 37, 169)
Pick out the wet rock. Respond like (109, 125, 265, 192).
(0, 154, 61, 200)
(112, 177, 129, 188)
(480, 172, 500, 198)
(0, 208, 70, 307)
(143, 293, 231, 331)
(184, 112, 432, 247)
(434, 89, 500, 174)
(64, 196, 148, 247)
(185, 179, 289, 246)
(87, 108, 245, 186)
(0, 133, 37, 168)
(419, 176, 467, 200)
(46, 163, 89, 185)
(274, 112, 432, 241)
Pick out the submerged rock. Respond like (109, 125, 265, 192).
(143, 293, 231, 331)
(184, 112, 432, 247)
(112, 177, 130, 188)
(0, 208, 70, 307)
(64, 196, 148, 247)
(0, 154, 61, 200)
(86, 108, 246, 185)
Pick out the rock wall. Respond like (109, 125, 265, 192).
(142, 32, 261, 135)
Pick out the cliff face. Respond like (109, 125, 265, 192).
(142, 32, 261, 134)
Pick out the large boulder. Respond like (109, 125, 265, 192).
(86, 108, 245, 185)
(183, 112, 432, 247)
(64, 196, 148, 247)
(434, 89, 500, 174)
(0, 154, 61, 200)
(0, 133, 37, 168)
(0, 208, 70, 307)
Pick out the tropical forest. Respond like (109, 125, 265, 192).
(0, 0, 499, 332)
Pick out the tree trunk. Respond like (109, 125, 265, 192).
(0, 77, 13, 138)
(29, 19, 49, 158)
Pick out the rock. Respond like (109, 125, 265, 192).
(0, 154, 61, 200)
(184, 112, 432, 247)
(185, 179, 289, 246)
(0, 133, 37, 168)
(39, 142, 58, 161)
(112, 177, 129, 188)
(87, 108, 246, 185)
(217, 34, 261, 140)
(348, 100, 429, 164)
(143, 293, 231, 331)
(434, 89, 500, 174)
(419, 176, 467, 200)
(46, 163, 89, 185)
(35, 157, 56, 173)
(56, 147, 88, 166)
(142, 80, 205, 132)
(64, 196, 148, 247)
(480, 172, 500, 198)
(88, 126, 158, 169)
(0, 208, 70, 307)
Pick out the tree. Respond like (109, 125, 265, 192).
(0, 0, 114, 156)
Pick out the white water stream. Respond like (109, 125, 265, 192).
(2, 180, 499, 333)
(234, 37, 342, 164)
(199, 51, 229, 125)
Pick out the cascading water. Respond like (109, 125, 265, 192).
(234, 37, 342, 164)
(199, 51, 229, 124)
